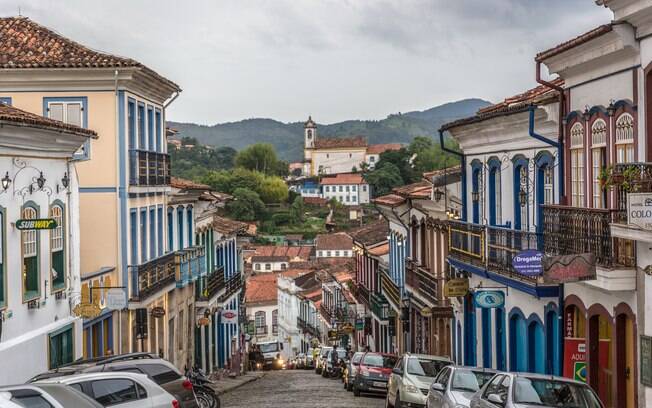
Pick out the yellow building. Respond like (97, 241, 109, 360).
(0, 17, 199, 363)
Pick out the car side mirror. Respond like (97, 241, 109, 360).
(392, 368, 403, 376)
(488, 394, 504, 405)
(432, 383, 445, 392)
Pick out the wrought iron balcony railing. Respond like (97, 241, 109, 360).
(297, 316, 321, 337)
(218, 272, 242, 302)
(406, 260, 439, 304)
(129, 149, 171, 186)
(448, 220, 486, 268)
(129, 252, 177, 301)
(370, 292, 390, 321)
(196, 265, 226, 301)
(542, 205, 636, 268)
(354, 282, 370, 306)
(176, 246, 205, 288)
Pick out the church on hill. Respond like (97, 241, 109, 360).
(301, 116, 402, 176)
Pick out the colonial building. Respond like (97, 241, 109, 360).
(302, 116, 402, 176)
(245, 274, 278, 344)
(320, 173, 370, 205)
(315, 233, 353, 258)
(0, 104, 96, 383)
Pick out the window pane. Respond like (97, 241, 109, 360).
(91, 379, 138, 405)
(66, 103, 82, 127)
(49, 103, 64, 122)
(140, 364, 180, 384)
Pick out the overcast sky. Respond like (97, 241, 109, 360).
(1, 1, 612, 125)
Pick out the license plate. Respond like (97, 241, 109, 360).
(373, 382, 387, 388)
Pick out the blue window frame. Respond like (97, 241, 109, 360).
(147, 106, 154, 152)
(157, 206, 163, 257)
(155, 109, 162, 152)
(43, 97, 89, 160)
(138, 102, 145, 150)
(471, 160, 482, 224)
(128, 98, 136, 149)
(487, 157, 501, 226)
(186, 206, 193, 247)
(140, 208, 147, 263)
(512, 155, 529, 231)
(130, 209, 138, 265)
(167, 208, 174, 252)
(0, 97, 11, 105)
(177, 206, 184, 250)
(149, 207, 156, 260)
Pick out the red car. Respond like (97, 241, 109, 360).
(353, 352, 398, 397)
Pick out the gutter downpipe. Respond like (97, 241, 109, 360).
(438, 129, 466, 221)
(534, 60, 566, 376)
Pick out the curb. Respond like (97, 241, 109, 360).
(214, 372, 266, 396)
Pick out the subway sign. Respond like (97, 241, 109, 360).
(16, 218, 57, 230)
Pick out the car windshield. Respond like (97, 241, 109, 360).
(513, 378, 603, 407)
(259, 343, 279, 353)
(451, 370, 494, 392)
(407, 358, 449, 377)
(321, 348, 332, 357)
(363, 354, 396, 368)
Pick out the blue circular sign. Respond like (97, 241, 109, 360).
(474, 291, 505, 309)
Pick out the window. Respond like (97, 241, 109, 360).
(137, 103, 145, 149)
(280, 263, 287, 270)
(591, 119, 607, 208)
(157, 207, 163, 257)
(272, 309, 278, 334)
(22, 204, 39, 300)
(615, 113, 635, 163)
(0, 207, 5, 309)
(518, 167, 528, 231)
(352, 195, 357, 202)
(128, 99, 136, 149)
(91, 379, 139, 406)
(50, 204, 65, 291)
(140, 209, 147, 263)
(49, 325, 73, 369)
(265, 263, 271, 270)
(46, 98, 89, 160)
(186, 206, 193, 246)
(370, 156, 375, 163)
(148, 207, 156, 260)
(335, 251, 340, 257)
(345, 196, 350, 202)
(352, 185, 357, 192)
(255, 263, 261, 270)
(362, 185, 367, 192)
(570, 122, 585, 207)
(178, 309, 184, 351)
(8, 390, 54, 408)
(482, 375, 504, 399)
(346, 186, 350, 192)
(490, 166, 502, 225)
(255, 311, 266, 334)
(130, 210, 138, 265)
(544, 167, 554, 206)
(327, 251, 332, 257)
(0, 97, 11, 105)
(339, 186, 343, 192)
(167, 208, 173, 252)
(147, 106, 154, 152)
(177, 207, 184, 250)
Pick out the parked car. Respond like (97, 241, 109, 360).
(386, 353, 452, 408)
(0, 384, 102, 408)
(322, 348, 347, 378)
(315, 347, 332, 374)
(344, 352, 364, 391)
(35, 371, 177, 408)
(295, 353, 306, 369)
(469, 372, 604, 408)
(426, 366, 496, 408)
(352, 352, 398, 397)
(30, 353, 198, 408)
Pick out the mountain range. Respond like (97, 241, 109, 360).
(167, 98, 491, 161)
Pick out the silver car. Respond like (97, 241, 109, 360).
(426, 366, 496, 408)
(0, 384, 102, 408)
(469, 372, 604, 408)
(386, 353, 452, 408)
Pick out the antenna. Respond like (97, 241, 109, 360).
(18, 6, 21, 16)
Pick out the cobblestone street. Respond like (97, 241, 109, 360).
(221, 370, 385, 408)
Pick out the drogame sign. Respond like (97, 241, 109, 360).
(512, 250, 544, 276)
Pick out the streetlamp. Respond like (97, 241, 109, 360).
(433, 188, 443, 202)
(36, 171, 46, 190)
(1, 172, 10, 191)
(61, 172, 70, 189)
(519, 189, 527, 208)
(471, 190, 479, 202)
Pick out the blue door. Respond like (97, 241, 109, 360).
(509, 315, 527, 372)
(528, 321, 545, 373)
(482, 308, 492, 368)
(495, 308, 506, 370)
(464, 296, 477, 366)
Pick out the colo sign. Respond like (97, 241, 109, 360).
(627, 193, 652, 231)
(474, 291, 505, 309)
(512, 250, 543, 277)
(16, 218, 57, 230)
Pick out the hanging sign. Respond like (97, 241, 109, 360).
(355, 319, 364, 331)
(473, 291, 505, 309)
(420, 307, 432, 318)
(444, 278, 469, 298)
(151, 306, 166, 318)
(106, 288, 127, 310)
(512, 250, 543, 277)
(16, 218, 57, 230)
(197, 317, 210, 326)
(543, 254, 596, 284)
(627, 193, 652, 231)
(642, 335, 652, 387)
(221, 309, 238, 324)
(73, 302, 101, 319)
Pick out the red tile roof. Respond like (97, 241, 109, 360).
(349, 220, 389, 246)
(366, 143, 403, 154)
(536, 24, 613, 62)
(392, 181, 432, 199)
(440, 79, 563, 131)
(212, 216, 249, 235)
(316, 233, 353, 251)
(251, 255, 290, 263)
(170, 177, 210, 190)
(0, 17, 180, 91)
(372, 194, 406, 207)
(368, 243, 389, 256)
(250, 245, 314, 261)
(245, 274, 277, 304)
(314, 136, 367, 149)
(320, 173, 365, 185)
(304, 197, 328, 206)
(0, 102, 97, 138)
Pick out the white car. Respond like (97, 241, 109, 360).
(36, 371, 178, 408)
(0, 384, 102, 408)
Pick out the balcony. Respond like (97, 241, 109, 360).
(406, 260, 438, 306)
(297, 316, 321, 337)
(196, 265, 225, 302)
(129, 149, 171, 186)
(354, 282, 370, 306)
(370, 292, 390, 321)
(379, 269, 401, 308)
(217, 272, 242, 303)
(176, 246, 206, 288)
(129, 252, 177, 302)
(609, 162, 652, 211)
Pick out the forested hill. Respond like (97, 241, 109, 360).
(167, 98, 491, 161)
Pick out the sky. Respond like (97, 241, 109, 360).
(1, 1, 612, 125)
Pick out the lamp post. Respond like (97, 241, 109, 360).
(1, 172, 9, 191)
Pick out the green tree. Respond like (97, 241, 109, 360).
(235, 143, 282, 175)
(377, 148, 418, 185)
(226, 188, 266, 221)
(364, 162, 404, 196)
(290, 196, 305, 224)
(181, 136, 198, 146)
(258, 176, 289, 203)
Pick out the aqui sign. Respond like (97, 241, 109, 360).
(512, 250, 543, 277)
(16, 218, 57, 230)
(474, 291, 505, 309)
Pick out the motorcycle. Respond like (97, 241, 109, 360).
(185, 365, 221, 408)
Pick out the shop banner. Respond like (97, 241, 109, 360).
(543, 253, 596, 283)
(512, 250, 543, 276)
(627, 193, 652, 230)
(473, 291, 505, 309)
(221, 309, 238, 324)
(563, 338, 586, 382)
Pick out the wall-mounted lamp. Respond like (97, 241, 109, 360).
(471, 190, 479, 202)
(582, 106, 591, 121)
(519, 189, 527, 208)
(433, 189, 443, 202)
(1, 172, 10, 191)
(36, 172, 46, 190)
(606, 100, 616, 117)
(61, 172, 70, 189)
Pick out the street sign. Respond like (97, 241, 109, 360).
(420, 307, 432, 318)
(627, 193, 652, 230)
(474, 291, 504, 309)
(641, 335, 652, 387)
(444, 278, 469, 298)
(543, 253, 596, 284)
(340, 323, 354, 334)
(222, 309, 238, 324)
(73, 302, 101, 319)
(512, 250, 543, 277)
(151, 306, 166, 318)
(16, 218, 57, 230)
(355, 319, 364, 331)
(328, 329, 338, 340)
(106, 288, 126, 310)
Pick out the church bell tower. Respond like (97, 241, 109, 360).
(304, 116, 316, 149)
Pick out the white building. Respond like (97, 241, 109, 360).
(277, 273, 304, 359)
(245, 274, 278, 344)
(252, 256, 289, 273)
(315, 233, 354, 258)
(320, 173, 370, 205)
(0, 104, 96, 384)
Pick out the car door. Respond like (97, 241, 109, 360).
(387, 356, 403, 402)
(429, 367, 450, 408)
(85, 378, 152, 408)
(472, 375, 504, 408)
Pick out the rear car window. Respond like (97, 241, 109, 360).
(139, 363, 181, 385)
(91, 379, 139, 406)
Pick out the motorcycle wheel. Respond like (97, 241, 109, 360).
(195, 389, 220, 408)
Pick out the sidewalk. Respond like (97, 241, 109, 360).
(208, 371, 266, 395)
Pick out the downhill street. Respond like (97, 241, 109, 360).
(221, 370, 385, 408)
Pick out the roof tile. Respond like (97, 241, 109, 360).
(314, 136, 367, 149)
(0, 102, 97, 138)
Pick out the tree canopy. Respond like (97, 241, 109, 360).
(201, 168, 288, 204)
(226, 188, 266, 221)
(235, 143, 288, 176)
